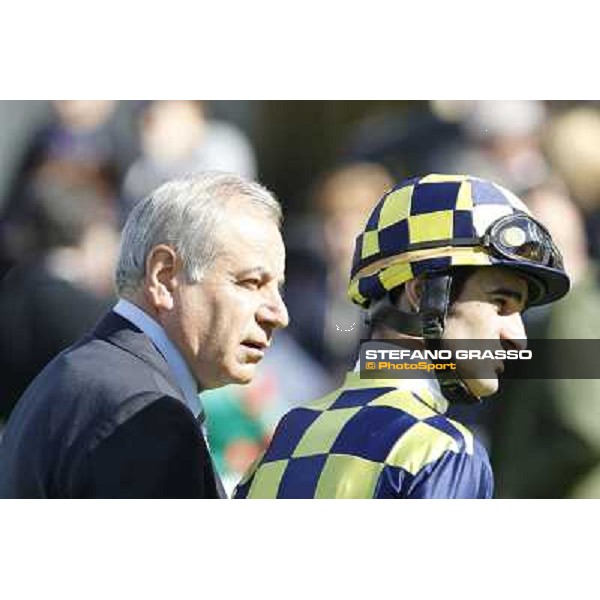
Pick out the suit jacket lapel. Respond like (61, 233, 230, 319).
(92, 311, 226, 497)
(93, 311, 179, 391)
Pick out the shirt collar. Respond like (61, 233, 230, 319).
(352, 341, 449, 414)
(113, 298, 202, 418)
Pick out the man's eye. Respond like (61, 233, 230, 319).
(240, 279, 261, 290)
(494, 298, 508, 311)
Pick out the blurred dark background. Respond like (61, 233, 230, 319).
(2, 100, 600, 497)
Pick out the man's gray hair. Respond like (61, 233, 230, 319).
(115, 171, 282, 295)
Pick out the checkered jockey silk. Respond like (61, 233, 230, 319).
(348, 174, 530, 308)
(233, 374, 492, 499)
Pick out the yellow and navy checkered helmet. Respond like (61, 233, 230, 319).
(349, 174, 570, 309)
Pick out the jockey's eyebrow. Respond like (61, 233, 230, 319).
(488, 287, 527, 307)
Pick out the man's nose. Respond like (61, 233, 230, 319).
(257, 290, 289, 330)
(499, 313, 527, 351)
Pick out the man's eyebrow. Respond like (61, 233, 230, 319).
(488, 287, 526, 304)
(235, 267, 286, 287)
(236, 267, 268, 278)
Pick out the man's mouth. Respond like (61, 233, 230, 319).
(241, 340, 269, 357)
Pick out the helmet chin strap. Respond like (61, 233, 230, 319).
(368, 274, 481, 405)
(367, 294, 422, 337)
(419, 276, 480, 405)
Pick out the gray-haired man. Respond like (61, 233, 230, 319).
(0, 172, 289, 498)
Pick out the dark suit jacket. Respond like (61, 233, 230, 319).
(0, 311, 224, 498)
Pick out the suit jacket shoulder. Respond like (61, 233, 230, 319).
(0, 311, 219, 498)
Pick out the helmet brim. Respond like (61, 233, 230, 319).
(490, 259, 571, 308)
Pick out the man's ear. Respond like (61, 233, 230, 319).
(404, 278, 423, 313)
(144, 245, 179, 311)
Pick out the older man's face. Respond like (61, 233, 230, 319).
(164, 203, 289, 389)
